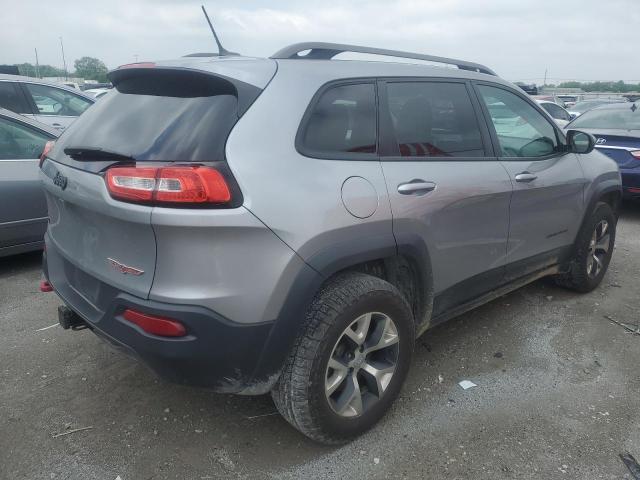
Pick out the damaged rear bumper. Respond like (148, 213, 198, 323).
(43, 237, 275, 394)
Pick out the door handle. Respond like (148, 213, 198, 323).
(515, 172, 537, 183)
(397, 180, 437, 195)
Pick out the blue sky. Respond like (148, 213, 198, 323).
(1, 0, 639, 83)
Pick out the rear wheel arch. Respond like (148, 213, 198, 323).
(245, 237, 434, 393)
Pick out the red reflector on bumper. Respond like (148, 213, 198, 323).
(40, 280, 53, 292)
(628, 187, 640, 194)
(122, 309, 187, 337)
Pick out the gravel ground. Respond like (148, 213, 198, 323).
(1, 204, 639, 480)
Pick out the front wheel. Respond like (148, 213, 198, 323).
(555, 201, 616, 292)
(271, 272, 414, 444)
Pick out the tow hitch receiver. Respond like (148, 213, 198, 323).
(58, 305, 88, 330)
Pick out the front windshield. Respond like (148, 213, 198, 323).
(570, 104, 640, 130)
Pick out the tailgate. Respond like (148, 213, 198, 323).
(41, 159, 156, 300)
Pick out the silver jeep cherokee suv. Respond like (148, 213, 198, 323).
(40, 43, 621, 444)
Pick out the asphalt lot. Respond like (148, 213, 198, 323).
(1, 204, 639, 480)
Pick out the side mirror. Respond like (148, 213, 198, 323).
(566, 130, 595, 154)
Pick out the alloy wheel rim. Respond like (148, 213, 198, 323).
(586, 220, 610, 278)
(324, 312, 399, 418)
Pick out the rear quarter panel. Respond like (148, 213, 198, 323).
(224, 62, 396, 274)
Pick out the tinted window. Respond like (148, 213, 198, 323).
(301, 83, 376, 156)
(0, 82, 31, 114)
(479, 85, 559, 158)
(25, 83, 92, 116)
(570, 104, 640, 130)
(0, 116, 51, 160)
(53, 74, 240, 163)
(385, 82, 484, 157)
(542, 102, 570, 121)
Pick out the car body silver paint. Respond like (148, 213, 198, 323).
(0, 109, 58, 256)
(225, 61, 406, 268)
(41, 54, 621, 333)
(148, 205, 309, 323)
(40, 161, 156, 299)
(381, 160, 512, 294)
(0, 160, 48, 252)
(499, 154, 586, 265)
(571, 146, 622, 207)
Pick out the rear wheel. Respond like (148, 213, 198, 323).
(271, 272, 414, 444)
(555, 202, 616, 292)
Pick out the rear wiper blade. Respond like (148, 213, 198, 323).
(64, 146, 135, 161)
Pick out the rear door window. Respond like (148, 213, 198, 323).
(0, 116, 52, 160)
(384, 81, 484, 157)
(299, 83, 377, 158)
(24, 83, 92, 116)
(0, 82, 31, 114)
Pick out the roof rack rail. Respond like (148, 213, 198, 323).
(271, 42, 496, 76)
(183, 52, 219, 57)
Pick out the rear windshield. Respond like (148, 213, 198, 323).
(570, 104, 640, 130)
(54, 70, 246, 162)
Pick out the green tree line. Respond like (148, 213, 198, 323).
(556, 80, 640, 93)
(15, 56, 109, 83)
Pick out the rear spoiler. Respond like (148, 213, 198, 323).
(107, 65, 261, 115)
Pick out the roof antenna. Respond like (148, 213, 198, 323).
(201, 5, 238, 56)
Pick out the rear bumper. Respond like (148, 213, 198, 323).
(621, 168, 640, 199)
(43, 237, 275, 393)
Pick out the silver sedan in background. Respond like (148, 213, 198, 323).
(0, 108, 58, 257)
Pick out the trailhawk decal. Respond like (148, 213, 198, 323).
(107, 258, 145, 276)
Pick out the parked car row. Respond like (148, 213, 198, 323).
(0, 75, 95, 257)
(567, 98, 628, 118)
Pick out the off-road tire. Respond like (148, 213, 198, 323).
(271, 272, 414, 444)
(555, 201, 616, 293)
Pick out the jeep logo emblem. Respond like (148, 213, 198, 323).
(53, 171, 68, 190)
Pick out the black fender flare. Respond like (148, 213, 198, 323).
(576, 180, 622, 243)
(243, 232, 433, 394)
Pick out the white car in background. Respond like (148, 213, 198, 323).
(535, 99, 572, 127)
(84, 88, 111, 99)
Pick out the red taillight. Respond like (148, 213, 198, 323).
(631, 150, 640, 160)
(40, 140, 55, 167)
(122, 309, 187, 337)
(105, 166, 231, 206)
(39, 280, 54, 292)
(106, 167, 157, 202)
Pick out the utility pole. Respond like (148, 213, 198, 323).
(59, 36, 68, 80)
(34, 48, 41, 78)
(543, 68, 548, 87)
(134, 54, 139, 62)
